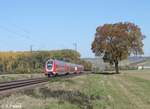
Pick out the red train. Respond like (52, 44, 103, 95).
(44, 59, 84, 77)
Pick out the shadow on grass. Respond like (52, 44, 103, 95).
(49, 77, 76, 84)
(24, 87, 106, 109)
(92, 71, 120, 75)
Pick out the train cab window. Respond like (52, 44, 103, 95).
(47, 61, 53, 70)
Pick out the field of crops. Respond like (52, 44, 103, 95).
(0, 70, 150, 109)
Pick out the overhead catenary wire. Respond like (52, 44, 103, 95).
(0, 17, 31, 39)
(9, 22, 31, 34)
(0, 18, 49, 51)
(0, 25, 30, 39)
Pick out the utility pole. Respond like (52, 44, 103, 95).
(30, 45, 33, 53)
(73, 43, 77, 51)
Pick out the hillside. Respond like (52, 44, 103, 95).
(83, 56, 150, 71)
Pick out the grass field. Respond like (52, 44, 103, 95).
(0, 70, 150, 109)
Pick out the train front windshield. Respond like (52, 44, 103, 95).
(47, 61, 53, 70)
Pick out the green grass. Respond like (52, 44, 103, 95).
(0, 70, 150, 109)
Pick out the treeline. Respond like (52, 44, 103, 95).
(0, 49, 92, 74)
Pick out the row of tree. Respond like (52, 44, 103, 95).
(0, 49, 92, 74)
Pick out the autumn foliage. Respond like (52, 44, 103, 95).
(91, 22, 144, 73)
(0, 49, 92, 74)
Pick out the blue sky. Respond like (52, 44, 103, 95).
(0, 0, 149, 57)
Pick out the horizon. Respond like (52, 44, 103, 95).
(0, 0, 150, 57)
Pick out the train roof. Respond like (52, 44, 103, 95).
(46, 59, 83, 67)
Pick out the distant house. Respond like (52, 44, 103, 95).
(138, 65, 143, 70)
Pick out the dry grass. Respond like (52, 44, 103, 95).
(0, 73, 44, 82)
(122, 69, 150, 80)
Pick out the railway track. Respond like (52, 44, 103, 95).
(0, 72, 91, 95)
(0, 77, 48, 92)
